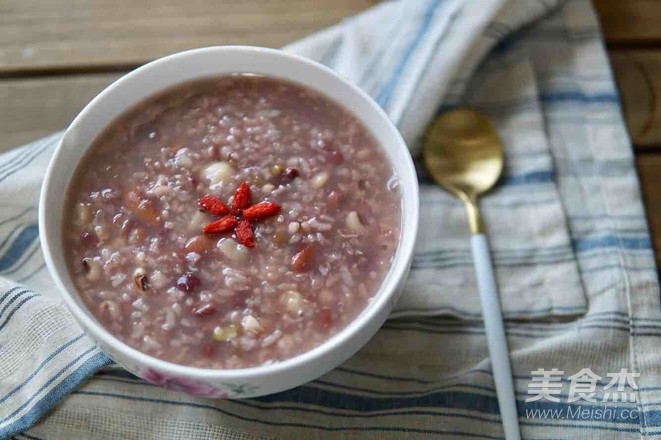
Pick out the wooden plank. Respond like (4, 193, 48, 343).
(594, 0, 661, 44)
(637, 155, 661, 266)
(610, 51, 661, 148)
(0, 74, 122, 153)
(0, 0, 374, 73)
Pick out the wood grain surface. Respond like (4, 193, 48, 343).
(611, 51, 661, 147)
(0, 0, 374, 73)
(593, 0, 661, 45)
(637, 155, 661, 266)
(0, 74, 122, 149)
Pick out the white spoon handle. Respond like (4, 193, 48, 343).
(471, 233, 521, 440)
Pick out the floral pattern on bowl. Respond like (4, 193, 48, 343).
(142, 369, 229, 398)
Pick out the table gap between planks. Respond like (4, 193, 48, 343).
(1, 0, 661, 266)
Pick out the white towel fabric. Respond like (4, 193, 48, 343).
(2, 0, 661, 438)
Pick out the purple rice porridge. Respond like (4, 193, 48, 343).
(64, 75, 401, 369)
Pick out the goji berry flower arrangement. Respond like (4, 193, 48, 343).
(199, 183, 281, 248)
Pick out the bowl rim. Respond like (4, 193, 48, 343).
(39, 45, 419, 381)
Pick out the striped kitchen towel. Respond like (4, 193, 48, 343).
(2, 0, 661, 438)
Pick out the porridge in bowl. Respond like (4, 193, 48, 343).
(64, 75, 401, 369)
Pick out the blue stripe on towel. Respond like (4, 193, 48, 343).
(415, 244, 574, 257)
(0, 208, 33, 228)
(0, 348, 101, 423)
(420, 244, 574, 256)
(399, 304, 587, 319)
(502, 170, 554, 185)
(376, 0, 441, 108)
(2, 245, 41, 277)
(0, 334, 86, 406)
(0, 137, 54, 184)
(438, 90, 621, 116)
(541, 91, 620, 104)
(0, 225, 25, 256)
(492, 24, 604, 53)
(381, 322, 636, 338)
(0, 351, 110, 438)
(0, 294, 41, 332)
(16, 434, 44, 440)
(0, 143, 41, 174)
(0, 286, 22, 307)
(412, 233, 650, 264)
(0, 289, 31, 320)
(0, 224, 39, 272)
(17, 262, 46, 284)
(234, 397, 505, 424)
(573, 235, 652, 252)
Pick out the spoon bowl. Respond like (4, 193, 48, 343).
(423, 108, 503, 201)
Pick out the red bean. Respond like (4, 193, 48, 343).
(79, 232, 97, 248)
(327, 191, 342, 209)
(201, 343, 215, 358)
(231, 291, 250, 309)
(124, 190, 161, 227)
(328, 150, 344, 164)
(291, 245, 314, 272)
(318, 308, 333, 328)
(192, 302, 216, 317)
(184, 235, 216, 254)
(177, 273, 201, 292)
(283, 167, 299, 180)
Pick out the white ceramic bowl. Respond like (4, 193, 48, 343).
(39, 46, 419, 398)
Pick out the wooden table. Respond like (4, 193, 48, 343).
(1, 0, 659, 265)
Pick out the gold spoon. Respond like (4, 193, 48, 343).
(423, 109, 520, 440)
